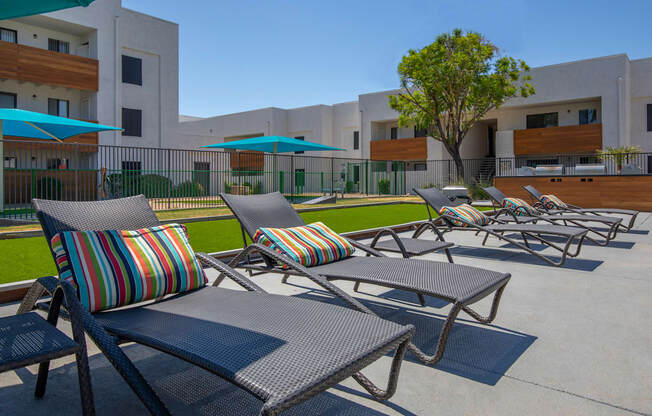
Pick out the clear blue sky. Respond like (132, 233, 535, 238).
(123, 0, 652, 118)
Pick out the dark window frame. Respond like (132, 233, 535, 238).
(4, 157, 17, 169)
(0, 27, 17, 43)
(122, 55, 143, 86)
(0, 91, 17, 108)
(121, 161, 142, 175)
(390, 127, 398, 140)
(122, 108, 142, 137)
(414, 126, 428, 137)
(294, 136, 305, 154)
(526, 112, 559, 129)
(579, 109, 598, 125)
(647, 104, 652, 132)
(48, 38, 70, 54)
(48, 98, 70, 117)
(353, 131, 359, 150)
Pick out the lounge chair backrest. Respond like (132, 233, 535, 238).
(482, 187, 507, 205)
(413, 187, 457, 212)
(220, 192, 306, 239)
(522, 185, 543, 200)
(33, 195, 161, 246)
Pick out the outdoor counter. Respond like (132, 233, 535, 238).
(494, 174, 652, 211)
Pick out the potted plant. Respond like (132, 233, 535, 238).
(596, 145, 642, 174)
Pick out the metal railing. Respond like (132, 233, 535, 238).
(0, 139, 496, 220)
(496, 153, 652, 177)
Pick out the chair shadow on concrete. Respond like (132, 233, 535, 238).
(448, 245, 603, 271)
(501, 232, 636, 249)
(2, 342, 411, 416)
(292, 288, 536, 386)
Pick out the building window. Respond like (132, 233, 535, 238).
(48, 38, 70, 54)
(413, 163, 427, 171)
(46, 158, 68, 170)
(353, 131, 359, 150)
(414, 126, 428, 137)
(48, 98, 69, 117)
(122, 108, 142, 137)
(121, 161, 141, 175)
(122, 55, 143, 86)
(294, 136, 304, 154)
(525, 158, 558, 167)
(579, 156, 599, 165)
(526, 112, 558, 129)
(0, 27, 17, 43)
(390, 127, 398, 140)
(647, 104, 652, 132)
(4, 157, 16, 168)
(0, 92, 17, 108)
(579, 109, 597, 125)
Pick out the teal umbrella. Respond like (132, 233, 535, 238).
(0, 109, 121, 210)
(0, 0, 95, 20)
(201, 135, 344, 153)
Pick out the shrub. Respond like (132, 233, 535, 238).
(140, 174, 173, 198)
(224, 182, 234, 194)
(252, 181, 263, 194)
(35, 176, 63, 200)
(345, 180, 355, 193)
(378, 178, 391, 195)
(173, 181, 205, 197)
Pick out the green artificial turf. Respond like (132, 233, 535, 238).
(0, 203, 433, 285)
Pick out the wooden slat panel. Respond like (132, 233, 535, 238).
(0, 40, 98, 91)
(370, 137, 427, 161)
(494, 175, 652, 211)
(514, 124, 602, 156)
(229, 151, 264, 171)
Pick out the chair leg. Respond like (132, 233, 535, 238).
(352, 338, 410, 401)
(353, 282, 361, 292)
(407, 304, 461, 366)
(35, 287, 65, 398)
(444, 248, 454, 263)
(417, 293, 426, 306)
(281, 274, 289, 283)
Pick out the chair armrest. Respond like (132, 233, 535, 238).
(346, 238, 387, 257)
(412, 221, 447, 241)
(369, 228, 409, 257)
(196, 252, 266, 293)
(227, 244, 373, 315)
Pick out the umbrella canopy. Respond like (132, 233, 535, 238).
(0, 0, 95, 20)
(201, 135, 344, 153)
(0, 109, 121, 141)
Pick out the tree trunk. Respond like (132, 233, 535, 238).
(451, 150, 465, 181)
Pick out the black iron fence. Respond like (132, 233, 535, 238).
(0, 139, 496, 219)
(496, 153, 652, 177)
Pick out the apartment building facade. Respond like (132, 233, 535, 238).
(179, 53, 652, 176)
(0, 0, 179, 173)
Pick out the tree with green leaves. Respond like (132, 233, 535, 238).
(389, 29, 535, 179)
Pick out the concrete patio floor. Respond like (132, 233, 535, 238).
(1, 213, 651, 415)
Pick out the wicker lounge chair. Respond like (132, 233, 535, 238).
(413, 187, 589, 267)
(18, 196, 415, 416)
(219, 192, 511, 366)
(522, 185, 639, 232)
(483, 186, 621, 246)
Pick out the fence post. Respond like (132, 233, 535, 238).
(167, 148, 171, 209)
(291, 155, 294, 196)
(74, 142, 79, 201)
(330, 157, 334, 197)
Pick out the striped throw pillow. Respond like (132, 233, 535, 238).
(51, 224, 207, 312)
(502, 197, 539, 216)
(539, 194, 568, 209)
(439, 204, 489, 227)
(253, 222, 355, 267)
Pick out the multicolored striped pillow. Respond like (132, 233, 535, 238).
(253, 222, 355, 267)
(51, 224, 206, 312)
(539, 194, 568, 209)
(502, 197, 539, 216)
(439, 204, 489, 227)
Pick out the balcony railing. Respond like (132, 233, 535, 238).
(0, 40, 98, 91)
(513, 123, 602, 156)
(370, 137, 428, 161)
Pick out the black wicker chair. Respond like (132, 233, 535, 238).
(413, 187, 589, 267)
(522, 184, 639, 232)
(219, 192, 511, 367)
(483, 186, 621, 246)
(18, 195, 415, 416)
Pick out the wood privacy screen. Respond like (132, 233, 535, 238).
(0, 40, 98, 91)
(370, 137, 428, 161)
(513, 124, 602, 156)
(494, 175, 652, 211)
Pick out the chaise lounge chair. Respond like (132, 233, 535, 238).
(219, 192, 511, 366)
(522, 185, 639, 232)
(18, 196, 415, 416)
(413, 187, 589, 267)
(483, 186, 622, 246)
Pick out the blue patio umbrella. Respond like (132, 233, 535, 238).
(201, 135, 344, 153)
(0, 109, 121, 209)
(0, 0, 95, 20)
